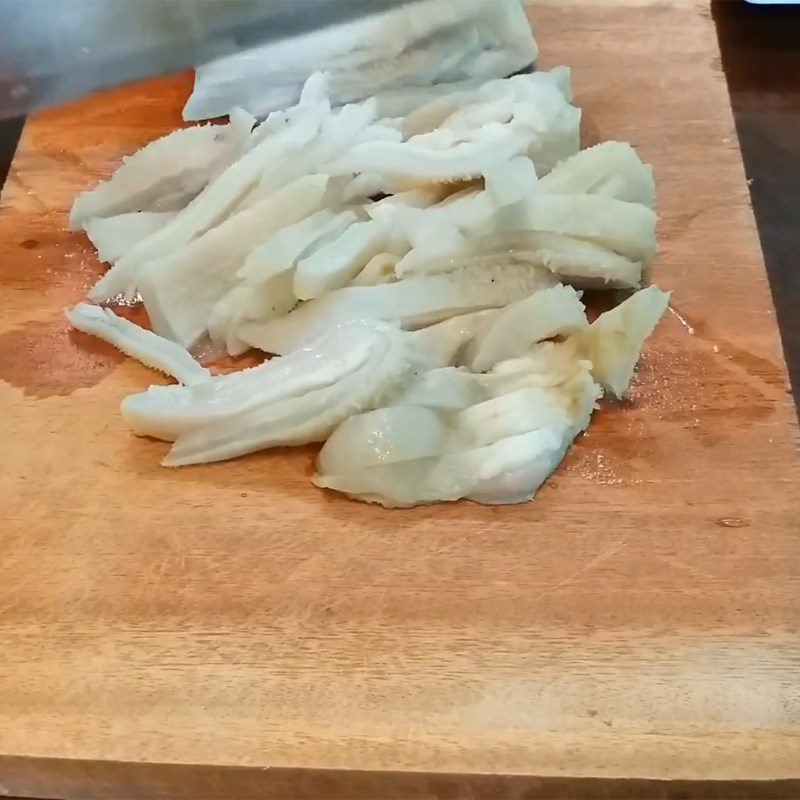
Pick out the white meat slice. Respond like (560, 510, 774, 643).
(69, 112, 254, 230)
(84, 211, 177, 264)
(237, 263, 558, 355)
(65, 303, 210, 386)
(207, 273, 299, 357)
(388, 367, 488, 411)
(407, 310, 500, 368)
(461, 284, 588, 372)
(318, 405, 449, 475)
(314, 356, 600, 507)
(123, 320, 391, 438)
(519, 232, 644, 290)
(326, 69, 579, 192)
(87, 92, 328, 301)
(401, 67, 570, 140)
(240, 96, 379, 209)
(237, 209, 356, 283)
(396, 232, 644, 289)
(294, 218, 390, 299)
(372, 80, 484, 121)
(451, 386, 573, 449)
(571, 284, 670, 397)
(137, 174, 330, 349)
(389, 339, 587, 412)
(121, 321, 414, 466)
(483, 155, 540, 208)
(329, 123, 538, 188)
(505, 193, 657, 264)
(204, 208, 359, 354)
(364, 187, 449, 220)
(538, 140, 656, 209)
(350, 253, 400, 287)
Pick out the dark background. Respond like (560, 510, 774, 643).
(0, 5, 797, 798)
(713, 0, 800, 415)
(0, 1, 798, 418)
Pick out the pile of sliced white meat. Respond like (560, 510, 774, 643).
(65, 67, 670, 507)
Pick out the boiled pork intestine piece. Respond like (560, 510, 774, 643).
(69, 108, 254, 230)
(120, 320, 417, 466)
(65, 303, 211, 386)
(313, 346, 601, 507)
(63, 60, 672, 510)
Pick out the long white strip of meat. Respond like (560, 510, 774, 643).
(65, 303, 211, 386)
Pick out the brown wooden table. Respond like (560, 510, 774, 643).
(0, 3, 798, 798)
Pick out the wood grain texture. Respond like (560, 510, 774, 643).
(0, 2, 799, 798)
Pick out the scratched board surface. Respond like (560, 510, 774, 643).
(0, 1, 799, 798)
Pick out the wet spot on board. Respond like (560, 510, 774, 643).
(563, 328, 783, 482)
(0, 318, 123, 398)
(51, 232, 107, 295)
(0, 294, 267, 400)
(9, 229, 105, 296)
(564, 404, 647, 486)
(57, 148, 108, 182)
(630, 344, 778, 426)
(669, 307, 785, 389)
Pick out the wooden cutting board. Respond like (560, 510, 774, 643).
(1, 1, 798, 797)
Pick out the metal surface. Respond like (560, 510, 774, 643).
(0, 0, 414, 118)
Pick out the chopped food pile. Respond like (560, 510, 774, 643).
(66, 63, 669, 508)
